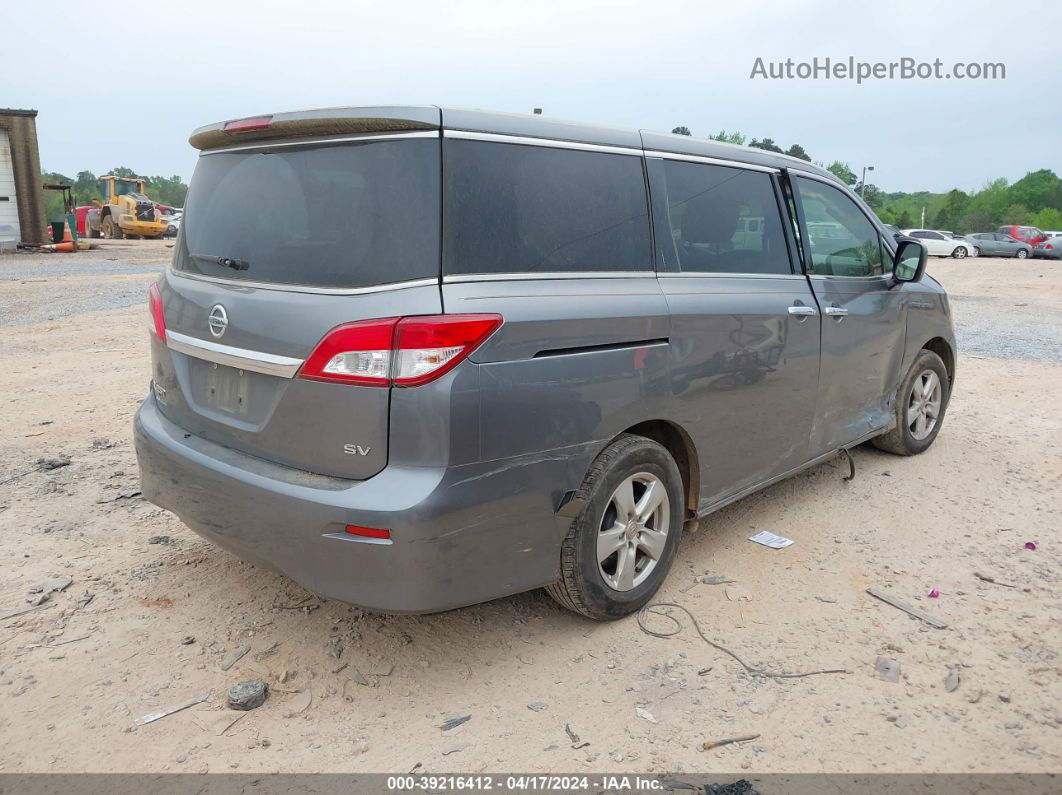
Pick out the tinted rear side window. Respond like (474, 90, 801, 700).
(174, 139, 440, 289)
(656, 160, 792, 275)
(443, 140, 651, 275)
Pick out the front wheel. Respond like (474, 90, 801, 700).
(973, 247, 982, 256)
(951, 246, 968, 259)
(872, 350, 950, 456)
(546, 434, 684, 620)
(1016, 248, 1029, 259)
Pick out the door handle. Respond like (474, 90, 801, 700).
(788, 305, 817, 317)
(824, 306, 849, 318)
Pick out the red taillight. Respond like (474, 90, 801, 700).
(223, 115, 273, 133)
(299, 317, 399, 386)
(148, 283, 167, 341)
(345, 524, 391, 540)
(297, 314, 503, 387)
(1047, 244, 1054, 250)
(392, 314, 503, 386)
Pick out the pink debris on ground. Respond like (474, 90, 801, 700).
(1024, 541, 1037, 551)
(928, 587, 940, 598)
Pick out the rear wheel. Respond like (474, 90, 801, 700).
(1016, 248, 1029, 259)
(951, 246, 967, 258)
(872, 350, 950, 456)
(546, 434, 684, 620)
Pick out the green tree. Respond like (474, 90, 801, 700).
(1030, 207, 1062, 230)
(1007, 169, 1062, 212)
(40, 170, 73, 220)
(708, 130, 746, 145)
(671, 126, 691, 136)
(896, 210, 913, 228)
(146, 175, 189, 207)
(748, 137, 783, 153)
(827, 161, 857, 185)
(857, 183, 883, 209)
(785, 143, 811, 162)
(1001, 203, 1030, 224)
(74, 170, 99, 204)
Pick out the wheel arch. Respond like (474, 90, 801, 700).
(922, 336, 955, 385)
(617, 419, 699, 519)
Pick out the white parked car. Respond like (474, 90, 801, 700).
(162, 212, 182, 238)
(901, 229, 977, 258)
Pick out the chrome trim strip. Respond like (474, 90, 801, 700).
(657, 271, 804, 280)
(651, 151, 778, 173)
(443, 130, 643, 157)
(787, 167, 845, 186)
(200, 130, 439, 155)
(443, 271, 656, 283)
(169, 268, 439, 296)
(166, 330, 303, 378)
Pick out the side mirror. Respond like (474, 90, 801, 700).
(893, 239, 927, 283)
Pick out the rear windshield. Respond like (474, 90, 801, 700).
(173, 138, 440, 289)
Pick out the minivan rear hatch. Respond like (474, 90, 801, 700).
(153, 114, 441, 479)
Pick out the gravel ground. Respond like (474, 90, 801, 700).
(941, 256, 1062, 362)
(0, 247, 1059, 776)
(0, 240, 168, 327)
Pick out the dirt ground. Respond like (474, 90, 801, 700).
(0, 242, 1059, 775)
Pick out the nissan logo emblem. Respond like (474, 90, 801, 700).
(208, 304, 228, 338)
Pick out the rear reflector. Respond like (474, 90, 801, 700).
(148, 283, 167, 341)
(223, 115, 273, 133)
(345, 524, 391, 540)
(298, 314, 502, 387)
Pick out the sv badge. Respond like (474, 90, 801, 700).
(343, 444, 372, 456)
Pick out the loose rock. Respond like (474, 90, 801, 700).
(228, 680, 269, 711)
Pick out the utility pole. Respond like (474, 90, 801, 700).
(860, 165, 874, 200)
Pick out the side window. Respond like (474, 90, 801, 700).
(794, 177, 884, 277)
(910, 231, 929, 239)
(443, 140, 651, 275)
(658, 160, 792, 274)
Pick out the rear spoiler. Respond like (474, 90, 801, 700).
(189, 106, 441, 151)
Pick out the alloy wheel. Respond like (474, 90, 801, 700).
(908, 369, 942, 441)
(597, 472, 670, 592)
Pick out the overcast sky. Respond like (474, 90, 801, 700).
(4, 0, 1059, 193)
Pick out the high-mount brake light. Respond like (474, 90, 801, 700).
(298, 314, 503, 387)
(223, 116, 273, 133)
(148, 283, 167, 341)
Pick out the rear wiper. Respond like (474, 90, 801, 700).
(190, 253, 251, 272)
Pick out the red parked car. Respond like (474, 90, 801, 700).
(997, 225, 1048, 246)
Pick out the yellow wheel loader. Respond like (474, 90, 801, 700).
(90, 175, 168, 240)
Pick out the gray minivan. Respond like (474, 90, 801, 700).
(134, 106, 956, 620)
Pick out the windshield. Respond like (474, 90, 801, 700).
(173, 138, 440, 289)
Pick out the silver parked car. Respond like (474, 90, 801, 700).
(966, 232, 1032, 258)
(134, 107, 956, 619)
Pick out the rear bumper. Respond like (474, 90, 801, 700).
(134, 395, 580, 613)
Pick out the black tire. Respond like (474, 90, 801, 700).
(101, 216, 124, 240)
(1016, 248, 1029, 259)
(973, 247, 981, 256)
(546, 434, 684, 620)
(872, 349, 950, 456)
(951, 246, 967, 259)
